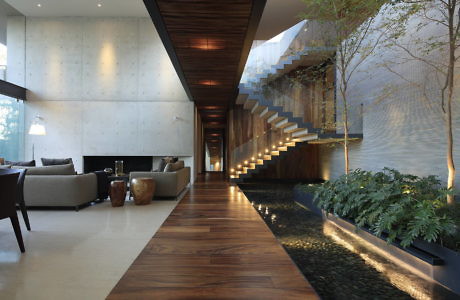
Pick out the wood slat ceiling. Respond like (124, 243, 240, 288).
(143, 0, 266, 125)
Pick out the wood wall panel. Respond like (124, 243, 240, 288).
(251, 143, 321, 180)
(266, 65, 336, 132)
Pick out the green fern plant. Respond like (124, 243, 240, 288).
(311, 168, 456, 247)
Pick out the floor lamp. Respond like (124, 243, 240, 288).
(28, 115, 46, 160)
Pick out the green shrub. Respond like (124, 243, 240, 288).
(312, 168, 457, 247)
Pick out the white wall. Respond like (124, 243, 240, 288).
(7, 17, 196, 179)
(318, 6, 460, 187)
(0, 5, 7, 45)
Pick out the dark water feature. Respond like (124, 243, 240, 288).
(239, 182, 413, 300)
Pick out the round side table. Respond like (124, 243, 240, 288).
(110, 180, 126, 207)
(131, 177, 155, 205)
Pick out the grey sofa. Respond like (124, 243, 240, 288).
(15, 164, 98, 210)
(129, 165, 190, 198)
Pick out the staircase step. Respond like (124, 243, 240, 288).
(260, 108, 276, 119)
(292, 128, 310, 137)
(275, 118, 295, 129)
(236, 93, 248, 105)
(251, 103, 267, 114)
(243, 99, 258, 110)
(293, 134, 319, 142)
(267, 113, 286, 124)
(283, 123, 299, 133)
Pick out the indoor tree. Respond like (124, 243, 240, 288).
(382, 0, 458, 204)
(301, 0, 387, 174)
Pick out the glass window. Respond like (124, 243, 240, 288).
(0, 43, 25, 162)
(0, 43, 5, 80)
(0, 97, 24, 161)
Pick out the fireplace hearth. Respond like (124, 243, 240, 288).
(83, 156, 153, 174)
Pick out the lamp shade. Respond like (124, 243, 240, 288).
(29, 116, 46, 135)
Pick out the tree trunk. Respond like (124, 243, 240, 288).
(341, 85, 350, 175)
(446, 89, 455, 205)
(344, 110, 350, 175)
(446, 49, 456, 205)
(446, 2, 456, 205)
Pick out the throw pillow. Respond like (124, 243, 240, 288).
(164, 160, 184, 172)
(16, 163, 76, 175)
(5, 160, 36, 166)
(155, 159, 167, 172)
(41, 157, 73, 166)
(164, 156, 178, 163)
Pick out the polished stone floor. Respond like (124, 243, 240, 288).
(0, 199, 178, 300)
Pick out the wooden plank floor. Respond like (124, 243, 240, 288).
(107, 173, 318, 299)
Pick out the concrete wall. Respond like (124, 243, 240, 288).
(7, 17, 195, 178)
(0, 2, 9, 45)
(318, 7, 460, 187)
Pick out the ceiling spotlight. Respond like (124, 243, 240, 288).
(97, 3, 102, 7)
(37, 3, 42, 7)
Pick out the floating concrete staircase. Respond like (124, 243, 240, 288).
(231, 51, 362, 183)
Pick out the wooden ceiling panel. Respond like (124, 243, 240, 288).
(144, 0, 266, 125)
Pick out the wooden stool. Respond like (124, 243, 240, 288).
(110, 180, 126, 207)
(131, 177, 155, 205)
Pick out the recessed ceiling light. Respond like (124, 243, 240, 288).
(37, 3, 42, 7)
(97, 3, 102, 7)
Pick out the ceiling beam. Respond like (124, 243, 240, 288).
(143, 0, 194, 102)
(0, 80, 27, 101)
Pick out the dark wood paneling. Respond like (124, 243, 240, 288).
(252, 143, 321, 180)
(107, 173, 318, 299)
(0, 80, 27, 101)
(143, 0, 267, 126)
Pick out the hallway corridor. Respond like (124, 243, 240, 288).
(108, 173, 318, 299)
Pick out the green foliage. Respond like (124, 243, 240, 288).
(437, 203, 460, 252)
(312, 168, 456, 247)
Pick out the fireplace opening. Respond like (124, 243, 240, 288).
(83, 156, 153, 174)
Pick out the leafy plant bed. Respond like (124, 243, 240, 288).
(239, 182, 413, 299)
(300, 169, 460, 251)
(294, 187, 460, 296)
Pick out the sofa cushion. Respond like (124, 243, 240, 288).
(5, 160, 36, 166)
(15, 163, 76, 175)
(164, 160, 184, 172)
(0, 165, 11, 169)
(41, 157, 73, 166)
